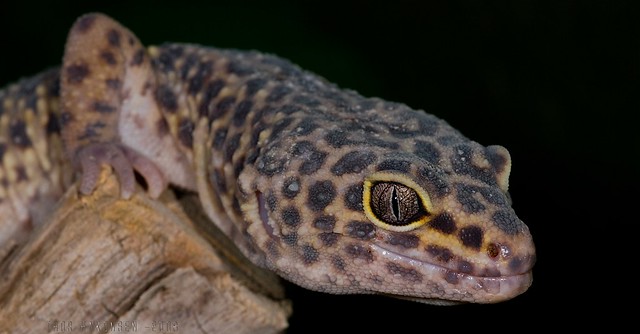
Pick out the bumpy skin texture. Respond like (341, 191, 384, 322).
(0, 13, 535, 304)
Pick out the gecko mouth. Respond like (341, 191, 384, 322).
(371, 244, 533, 303)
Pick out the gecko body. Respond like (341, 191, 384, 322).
(0, 13, 535, 304)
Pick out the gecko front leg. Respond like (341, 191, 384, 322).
(60, 13, 194, 198)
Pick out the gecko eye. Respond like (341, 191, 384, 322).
(363, 173, 433, 232)
(370, 182, 424, 226)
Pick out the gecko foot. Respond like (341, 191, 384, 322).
(76, 143, 167, 199)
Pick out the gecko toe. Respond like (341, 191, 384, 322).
(123, 148, 167, 198)
(76, 143, 160, 199)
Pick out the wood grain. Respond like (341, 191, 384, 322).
(0, 169, 291, 333)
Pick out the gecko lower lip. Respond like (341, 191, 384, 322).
(371, 244, 533, 303)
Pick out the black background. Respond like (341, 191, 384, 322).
(1, 0, 635, 331)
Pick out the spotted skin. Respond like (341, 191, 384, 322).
(0, 13, 535, 304)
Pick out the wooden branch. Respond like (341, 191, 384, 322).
(0, 170, 291, 333)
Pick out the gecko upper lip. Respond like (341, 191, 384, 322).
(371, 244, 533, 303)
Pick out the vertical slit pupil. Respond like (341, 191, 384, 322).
(391, 186, 400, 221)
(369, 181, 426, 227)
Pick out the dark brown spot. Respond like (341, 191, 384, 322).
(199, 79, 225, 117)
(458, 260, 474, 274)
(428, 213, 456, 234)
(325, 129, 350, 148)
(130, 49, 145, 66)
(331, 151, 376, 176)
(345, 244, 374, 262)
(483, 267, 502, 277)
(344, 184, 363, 211)
(346, 221, 376, 240)
(154, 49, 176, 72)
(75, 15, 97, 32)
(301, 244, 319, 264)
(414, 140, 441, 164)
(179, 54, 198, 79)
(319, 233, 340, 247)
(77, 121, 106, 141)
(227, 60, 254, 76)
(459, 226, 483, 250)
(486, 145, 509, 174)
(269, 117, 293, 141)
(313, 215, 336, 231)
(256, 149, 287, 176)
(232, 197, 242, 215)
(45, 114, 60, 135)
(451, 144, 496, 185)
(492, 210, 521, 235)
(332, 256, 346, 271)
(307, 180, 336, 211)
(65, 64, 90, 84)
(245, 78, 266, 97)
(299, 150, 326, 175)
(156, 84, 178, 112)
(224, 133, 241, 161)
(9, 120, 31, 148)
(212, 169, 227, 193)
(212, 128, 227, 150)
(233, 100, 253, 127)
(366, 274, 383, 286)
(178, 119, 194, 147)
(418, 167, 450, 198)
(15, 166, 28, 182)
(292, 141, 327, 175)
(282, 177, 301, 199)
(387, 233, 419, 248)
(281, 206, 301, 227)
(60, 112, 74, 126)
(156, 118, 169, 136)
(105, 78, 121, 90)
(444, 271, 460, 285)
(426, 245, 454, 263)
(266, 240, 280, 258)
(100, 50, 117, 65)
(293, 94, 321, 107)
(387, 262, 422, 283)
(107, 29, 121, 46)
(293, 118, 318, 136)
(508, 256, 530, 273)
(213, 96, 236, 119)
(376, 159, 411, 172)
(188, 61, 213, 95)
(0, 143, 6, 161)
(396, 113, 439, 138)
(455, 183, 487, 214)
(476, 186, 508, 205)
(92, 101, 116, 113)
(437, 135, 462, 146)
(283, 232, 298, 246)
(278, 104, 302, 115)
(267, 85, 292, 102)
(233, 157, 245, 179)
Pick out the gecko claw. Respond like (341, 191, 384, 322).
(76, 143, 166, 199)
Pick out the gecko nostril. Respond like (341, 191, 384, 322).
(487, 243, 500, 259)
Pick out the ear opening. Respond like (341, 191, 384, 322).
(486, 145, 512, 193)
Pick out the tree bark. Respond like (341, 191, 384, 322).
(0, 170, 291, 333)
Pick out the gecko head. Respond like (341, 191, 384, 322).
(239, 105, 535, 304)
